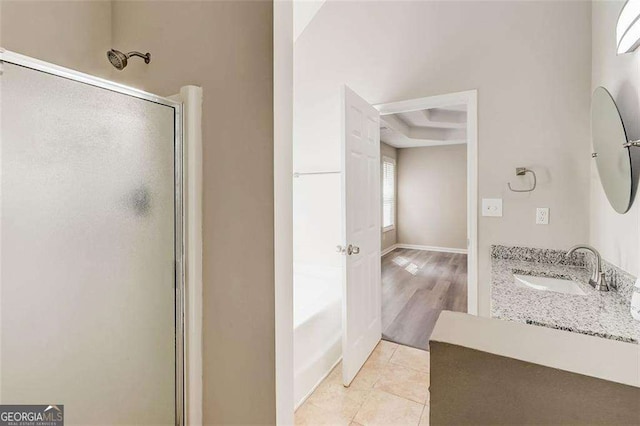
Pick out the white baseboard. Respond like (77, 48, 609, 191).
(381, 244, 399, 256)
(384, 243, 467, 255)
(294, 357, 342, 411)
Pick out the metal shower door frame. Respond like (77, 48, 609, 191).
(0, 48, 186, 426)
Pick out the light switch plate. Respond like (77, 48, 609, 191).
(482, 198, 503, 217)
(536, 207, 549, 225)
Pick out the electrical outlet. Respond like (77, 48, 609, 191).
(536, 208, 549, 225)
(482, 198, 503, 217)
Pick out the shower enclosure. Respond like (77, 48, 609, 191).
(0, 50, 184, 425)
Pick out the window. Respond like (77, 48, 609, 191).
(382, 157, 396, 231)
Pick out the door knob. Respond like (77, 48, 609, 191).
(338, 244, 360, 255)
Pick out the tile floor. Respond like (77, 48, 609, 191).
(295, 341, 430, 426)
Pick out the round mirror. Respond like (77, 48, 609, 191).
(591, 86, 633, 214)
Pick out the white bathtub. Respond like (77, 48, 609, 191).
(294, 263, 342, 407)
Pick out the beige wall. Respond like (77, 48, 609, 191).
(590, 0, 640, 277)
(381, 142, 398, 251)
(1, 1, 276, 424)
(0, 1, 112, 78)
(397, 145, 467, 250)
(295, 1, 592, 316)
(111, 2, 275, 424)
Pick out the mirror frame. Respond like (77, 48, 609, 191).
(591, 86, 634, 214)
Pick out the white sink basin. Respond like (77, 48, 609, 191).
(513, 274, 587, 296)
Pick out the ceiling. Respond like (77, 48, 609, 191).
(380, 105, 467, 148)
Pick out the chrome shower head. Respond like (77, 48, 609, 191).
(107, 49, 151, 70)
(107, 49, 127, 70)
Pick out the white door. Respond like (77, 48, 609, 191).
(341, 86, 382, 386)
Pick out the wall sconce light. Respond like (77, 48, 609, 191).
(617, 0, 640, 54)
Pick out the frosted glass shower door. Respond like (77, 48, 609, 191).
(0, 58, 180, 425)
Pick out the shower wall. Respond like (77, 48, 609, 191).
(0, 1, 112, 78)
(292, 31, 344, 405)
(0, 1, 276, 424)
(111, 3, 275, 423)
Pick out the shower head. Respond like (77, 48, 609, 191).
(107, 49, 127, 70)
(107, 49, 151, 70)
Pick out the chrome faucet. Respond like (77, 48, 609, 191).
(566, 245, 609, 291)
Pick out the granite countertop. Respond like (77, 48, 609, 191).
(491, 246, 640, 344)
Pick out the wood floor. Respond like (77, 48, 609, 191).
(382, 248, 467, 351)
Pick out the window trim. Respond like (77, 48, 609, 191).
(382, 155, 396, 232)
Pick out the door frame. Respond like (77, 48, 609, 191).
(0, 48, 193, 425)
(374, 90, 479, 315)
(172, 86, 204, 426)
(273, 1, 295, 423)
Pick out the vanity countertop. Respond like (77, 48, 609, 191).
(491, 248, 640, 344)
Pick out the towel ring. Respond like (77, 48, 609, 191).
(508, 167, 537, 193)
